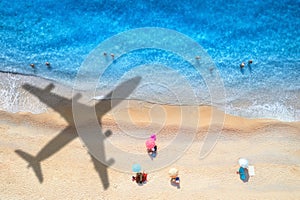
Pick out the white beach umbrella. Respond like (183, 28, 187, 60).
(238, 158, 249, 168)
(168, 168, 179, 178)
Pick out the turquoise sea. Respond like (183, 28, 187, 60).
(0, 0, 299, 121)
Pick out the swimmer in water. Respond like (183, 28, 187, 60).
(240, 62, 245, 68)
(45, 62, 50, 67)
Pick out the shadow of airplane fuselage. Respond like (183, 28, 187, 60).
(15, 77, 141, 190)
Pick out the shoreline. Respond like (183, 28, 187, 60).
(0, 71, 299, 122)
(2, 103, 299, 132)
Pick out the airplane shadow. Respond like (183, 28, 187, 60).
(15, 77, 141, 190)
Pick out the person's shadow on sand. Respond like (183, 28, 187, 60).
(15, 77, 141, 190)
(147, 150, 157, 160)
(170, 179, 180, 189)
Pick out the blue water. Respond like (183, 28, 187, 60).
(0, 0, 299, 121)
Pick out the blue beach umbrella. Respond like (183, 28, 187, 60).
(239, 167, 246, 181)
(132, 164, 141, 172)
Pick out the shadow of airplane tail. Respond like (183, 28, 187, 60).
(15, 150, 43, 183)
(90, 154, 115, 190)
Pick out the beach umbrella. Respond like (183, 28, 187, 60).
(150, 134, 157, 141)
(238, 167, 247, 181)
(132, 163, 141, 172)
(168, 168, 179, 178)
(145, 138, 155, 149)
(238, 158, 249, 168)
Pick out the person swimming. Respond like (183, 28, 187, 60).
(45, 62, 51, 67)
(240, 62, 245, 68)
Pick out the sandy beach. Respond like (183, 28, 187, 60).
(0, 74, 300, 199)
(1, 0, 300, 198)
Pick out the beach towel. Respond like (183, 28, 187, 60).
(248, 166, 255, 176)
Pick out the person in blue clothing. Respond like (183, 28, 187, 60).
(171, 176, 180, 184)
(147, 145, 157, 157)
(237, 167, 249, 182)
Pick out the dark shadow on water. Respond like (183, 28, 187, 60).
(248, 63, 252, 73)
(15, 77, 141, 190)
(240, 67, 245, 74)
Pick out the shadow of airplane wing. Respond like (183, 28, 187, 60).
(95, 76, 141, 116)
(33, 126, 77, 161)
(15, 126, 77, 182)
(22, 83, 74, 124)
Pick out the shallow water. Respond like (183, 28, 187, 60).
(0, 0, 299, 121)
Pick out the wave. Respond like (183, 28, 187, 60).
(0, 72, 299, 122)
(226, 102, 300, 122)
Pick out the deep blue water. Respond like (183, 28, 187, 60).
(0, 0, 299, 121)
